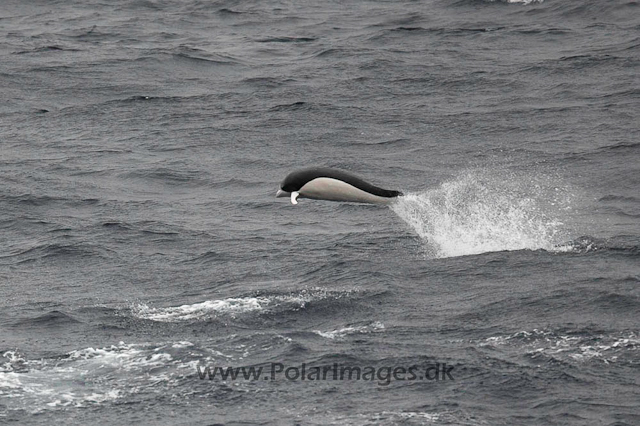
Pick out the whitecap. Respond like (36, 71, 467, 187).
(480, 330, 639, 364)
(130, 287, 358, 323)
(315, 321, 385, 339)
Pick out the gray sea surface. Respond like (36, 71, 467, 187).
(1, 0, 639, 425)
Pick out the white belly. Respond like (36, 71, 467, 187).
(298, 177, 395, 205)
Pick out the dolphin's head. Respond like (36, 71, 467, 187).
(275, 189, 290, 198)
(276, 169, 308, 204)
(279, 169, 307, 193)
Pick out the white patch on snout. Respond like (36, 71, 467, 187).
(298, 177, 394, 204)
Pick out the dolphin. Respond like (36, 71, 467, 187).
(276, 167, 403, 205)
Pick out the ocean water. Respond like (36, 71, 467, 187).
(1, 0, 639, 425)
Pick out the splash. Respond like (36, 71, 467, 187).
(390, 170, 573, 258)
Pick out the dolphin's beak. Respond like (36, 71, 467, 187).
(276, 189, 289, 198)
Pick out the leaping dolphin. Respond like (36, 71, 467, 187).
(276, 167, 403, 205)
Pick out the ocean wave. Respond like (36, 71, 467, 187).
(121, 167, 209, 185)
(599, 194, 640, 203)
(480, 329, 639, 364)
(256, 36, 316, 43)
(131, 297, 268, 322)
(130, 288, 358, 323)
(453, 0, 544, 6)
(303, 410, 479, 426)
(314, 321, 385, 340)
(0, 341, 222, 413)
(0, 343, 155, 411)
(555, 236, 640, 257)
(2, 241, 115, 264)
(489, 0, 544, 4)
(12, 45, 81, 55)
(12, 310, 80, 327)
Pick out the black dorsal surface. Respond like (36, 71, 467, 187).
(280, 167, 402, 198)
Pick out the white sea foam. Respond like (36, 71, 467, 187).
(0, 341, 215, 413)
(507, 0, 544, 4)
(314, 321, 385, 339)
(132, 297, 269, 322)
(391, 170, 573, 258)
(0, 346, 132, 410)
(487, 0, 544, 4)
(481, 330, 639, 364)
(378, 411, 442, 422)
(318, 410, 471, 426)
(131, 287, 354, 323)
(171, 341, 195, 348)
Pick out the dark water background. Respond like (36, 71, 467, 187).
(1, 0, 639, 424)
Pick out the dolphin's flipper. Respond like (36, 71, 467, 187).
(291, 191, 299, 205)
